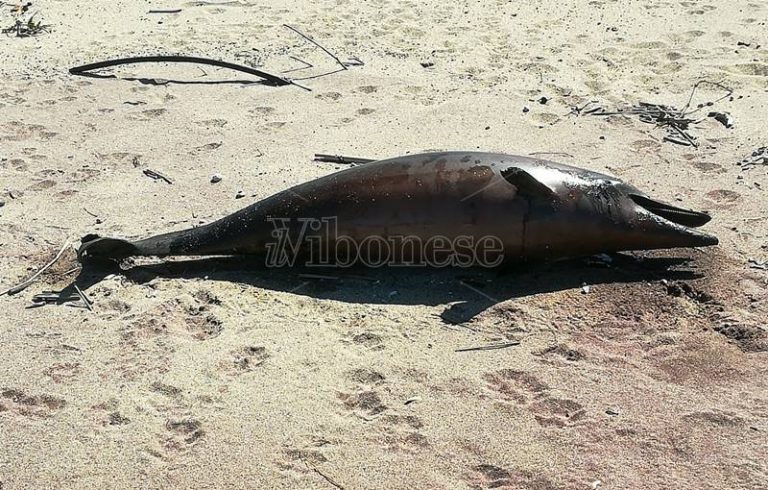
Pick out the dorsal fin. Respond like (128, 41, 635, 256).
(501, 167, 556, 199)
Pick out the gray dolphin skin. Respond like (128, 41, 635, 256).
(78, 152, 718, 266)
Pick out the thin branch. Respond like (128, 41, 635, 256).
(1, 241, 70, 296)
(74, 285, 93, 311)
(283, 24, 348, 70)
(314, 154, 375, 165)
(282, 55, 313, 74)
(291, 67, 346, 81)
(143, 169, 173, 184)
(306, 463, 345, 490)
(455, 341, 521, 352)
(680, 80, 733, 117)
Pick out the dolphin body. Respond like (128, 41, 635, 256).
(78, 152, 718, 266)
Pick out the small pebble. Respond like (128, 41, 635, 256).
(606, 407, 620, 416)
(522, 106, 530, 113)
(581, 283, 591, 294)
(210, 173, 222, 183)
(538, 96, 549, 104)
(235, 190, 245, 199)
(420, 61, 434, 68)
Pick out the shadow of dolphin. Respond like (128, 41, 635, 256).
(67, 252, 703, 323)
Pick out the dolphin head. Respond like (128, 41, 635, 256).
(572, 178, 719, 253)
(508, 165, 719, 258)
(618, 185, 718, 248)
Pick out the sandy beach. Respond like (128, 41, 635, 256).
(1, 1, 766, 488)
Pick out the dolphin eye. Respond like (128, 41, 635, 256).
(628, 194, 711, 228)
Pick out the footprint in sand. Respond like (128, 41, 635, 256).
(689, 160, 725, 173)
(723, 63, 768, 77)
(356, 85, 379, 94)
(713, 323, 767, 353)
(226, 346, 270, 374)
(150, 381, 183, 398)
(528, 397, 586, 428)
(127, 108, 167, 121)
(124, 294, 224, 342)
(26, 179, 57, 192)
(195, 118, 228, 128)
(464, 464, 559, 490)
(96, 152, 142, 168)
(0, 121, 57, 142)
(43, 363, 81, 383)
(248, 106, 275, 116)
(161, 418, 205, 453)
(483, 369, 586, 428)
(704, 189, 741, 206)
(349, 331, 385, 350)
(683, 409, 746, 428)
(482, 369, 549, 404)
(346, 367, 386, 386)
(3, 158, 28, 171)
(0, 388, 66, 418)
(534, 344, 585, 363)
(338, 390, 387, 416)
(315, 92, 343, 102)
(92, 399, 131, 426)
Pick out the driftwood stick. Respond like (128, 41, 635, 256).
(1, 241, 70, 296)
(143, 169, 173, 184)
(31, 292, 81, 305)
(314, 154, 375, 165)
(283, 24, 348, 70)
(74, 285, 93, 311)
(455, 341, 521, 353)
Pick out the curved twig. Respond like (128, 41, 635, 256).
(69, 55, 296, 88)
(1, 241, 70, 296)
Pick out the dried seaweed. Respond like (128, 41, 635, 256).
(739, 147, 768, 171)
(2, 2, 50, 37)
(579, 81, 733, 147)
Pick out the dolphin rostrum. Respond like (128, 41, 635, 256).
(78, 152, 717, 267)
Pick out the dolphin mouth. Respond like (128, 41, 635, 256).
(629, 194, 712, 228)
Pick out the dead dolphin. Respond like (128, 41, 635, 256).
(78, 152, 717, 266)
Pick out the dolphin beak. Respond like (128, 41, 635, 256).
(628, 194, 719, 248)
(629, 194, 711, 227)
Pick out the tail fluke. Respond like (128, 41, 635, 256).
(78, 234, 140, 262)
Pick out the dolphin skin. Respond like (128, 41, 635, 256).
(78, 152, 718, 267)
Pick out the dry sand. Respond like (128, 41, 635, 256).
(1, 0, 767, 488)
